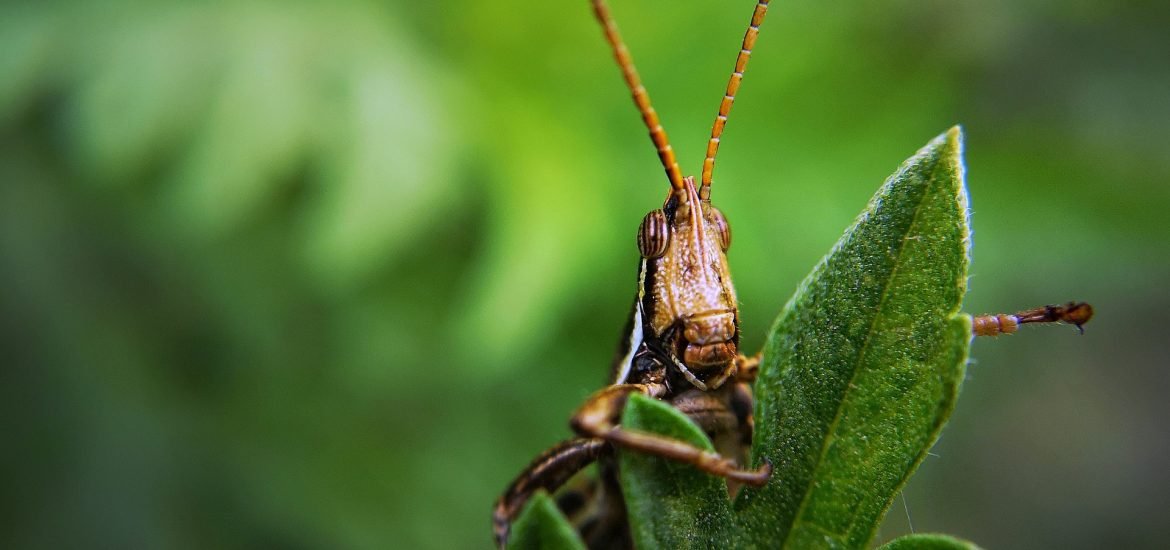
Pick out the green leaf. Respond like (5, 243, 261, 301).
(507, 491, 587, 550)
(618, 393, 733, 549)
(735, 127, 972, 548)
(878, 533, 983, 550)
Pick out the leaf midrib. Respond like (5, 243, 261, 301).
(777, 153, 946, 550)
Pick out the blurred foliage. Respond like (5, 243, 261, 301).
(1, 0, 1167, 548)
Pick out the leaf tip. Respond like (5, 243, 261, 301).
(507, 490, 587, 550)
(945, 124, 963, 143)
(933, 126, 964, 170)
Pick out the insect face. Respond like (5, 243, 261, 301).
(639, 177, 740, 391)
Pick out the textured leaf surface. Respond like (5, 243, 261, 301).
(733, 128, 972, 548)
(507, 491, 586, 550)
(618, 393, 733, 549)
(878, 533, 983, 550)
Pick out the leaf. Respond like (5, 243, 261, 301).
(878, 533, 983, 550)
(735, 127, 972, 548)
(507, 491, 587, 550)
(617, 393, 733, 549)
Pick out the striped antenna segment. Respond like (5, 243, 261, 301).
(700, 0, 770, 199)
(591, 0, 685, 191)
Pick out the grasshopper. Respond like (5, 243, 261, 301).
(493, 1, 1093, 547)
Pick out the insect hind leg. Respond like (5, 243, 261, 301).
(493, 438, 608, 548)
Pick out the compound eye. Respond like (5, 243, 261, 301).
(711, 207, 731, 251)
(637, 209, 670, 258)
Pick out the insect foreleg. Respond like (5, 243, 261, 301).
(570, 383, 772, 486)
(493, 438, 608, 548)
(734, 353, 761, 383)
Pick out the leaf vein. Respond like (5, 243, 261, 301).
(779, 155, 944, 550)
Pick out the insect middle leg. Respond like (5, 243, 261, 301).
(570, 383, 772, 485)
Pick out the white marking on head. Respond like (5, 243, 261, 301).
(613, 260, 647, 384)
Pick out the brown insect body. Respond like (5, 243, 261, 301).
(492, 1, 772, 543)
(499, 177, 761, 549)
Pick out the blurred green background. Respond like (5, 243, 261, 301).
(2, 0, 1167, 548)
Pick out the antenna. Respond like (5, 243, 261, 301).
(700, 0, 771, 200)
(591, 0, 685, 191)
